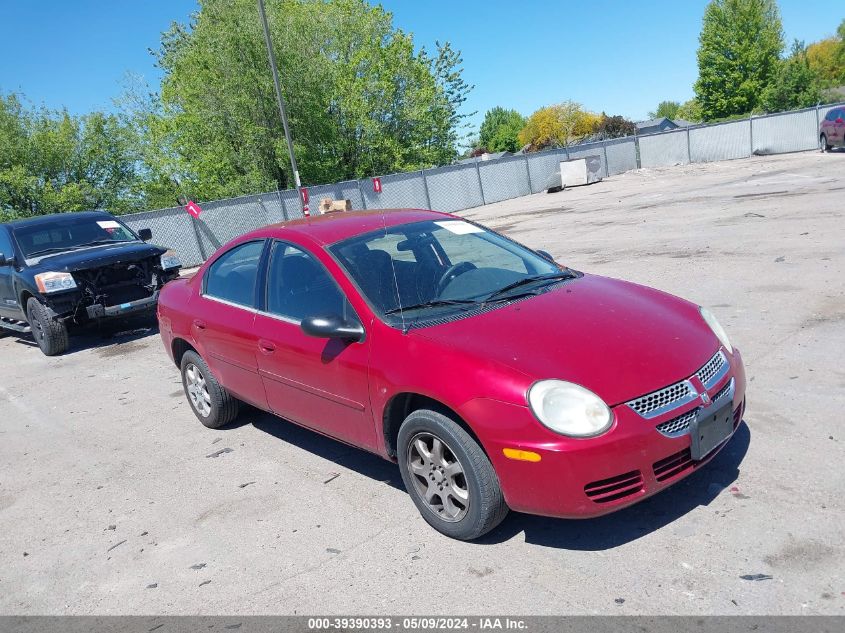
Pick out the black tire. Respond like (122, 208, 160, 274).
(397, 409, 508, 540)
(180, 350, 239, 429)
(26, 297, 69, 356)
(820, 134, 831, 152)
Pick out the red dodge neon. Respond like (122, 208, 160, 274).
(157, 209, 746, 540)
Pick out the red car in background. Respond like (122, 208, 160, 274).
(157, 209, 746, 540)
(820, 106, 845, 151)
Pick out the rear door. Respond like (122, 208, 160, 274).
(193, 239, 269, 410)
(253, 240, 376, 450)
(833, 109, 845, 145)
(0, 226, 19, 319)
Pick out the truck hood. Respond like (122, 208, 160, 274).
(27, 242, 167, 272)
(412, 274, 721, 406)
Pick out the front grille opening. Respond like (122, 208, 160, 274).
(695, 350, 728, 387)
(627, 381, 694, 416)
(653, 448, 694, 482)
(656, 409, 697, 437)
(584, 470, 644, 503)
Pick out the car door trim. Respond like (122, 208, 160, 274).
(258, 366, 366, 411)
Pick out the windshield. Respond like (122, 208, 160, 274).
(330, 219, 569, 324)
(12, 216, 138, 258)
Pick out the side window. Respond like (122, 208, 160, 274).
(204, 240, 265, 307)
(266, 242, 348, 322)
(0, 228, 13, 258)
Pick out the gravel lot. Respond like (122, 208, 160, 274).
(1, 151, 843, 615)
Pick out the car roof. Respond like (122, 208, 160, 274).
(3, 210, 114, 230)
(242, 208, 454, 245)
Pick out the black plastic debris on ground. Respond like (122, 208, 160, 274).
(740, 573, 773, 581)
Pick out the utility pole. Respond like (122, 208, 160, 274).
(257, 0, 301, 190)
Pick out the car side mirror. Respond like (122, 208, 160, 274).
(301, 314, 365, 342)
(0, 252, 14, 267)
(139, 228, 153, 241)
(536, 249, 555, 262)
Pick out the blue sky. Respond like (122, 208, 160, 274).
(0, 0, 838, 134)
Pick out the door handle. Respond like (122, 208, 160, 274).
(258, 339, 276, 354)
(193, 319, 206, 330)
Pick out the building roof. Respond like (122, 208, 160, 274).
(455, 151, 513, 165)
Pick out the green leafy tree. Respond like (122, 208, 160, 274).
(141, 0, 472, 201)
(478, 107, 526, 153)
(760, 40, 822, 112)
(676, 98, 704, 122)
(0, 92, 142, 220)
(648, 101, 681, 120)
(807, 37, 841, 86)
(694, 0, 784, 120)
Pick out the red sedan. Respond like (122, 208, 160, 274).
(157, 209, 746, 540)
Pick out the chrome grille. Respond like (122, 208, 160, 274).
(712, 378, 734, 403)
(626, 380, 696, 418)
(695, 350, 728, 388)
(656, 409, 697, 438)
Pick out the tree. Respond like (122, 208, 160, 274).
(142, 0, 472, 202)
(594, 114, 636, 138)
(807, 37, 841, 86)
(478, 107, 526, 153)
(648, 101, 681, 120)
(0, 92, 142, 220)
(518, 101, 599, 150)
(760, 40, 822, 112)
(676, 98, 704, 122)
(694, 0, 784, 120)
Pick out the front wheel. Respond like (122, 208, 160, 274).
(397, 409, 508, 540)
(26, 297, 69, 356)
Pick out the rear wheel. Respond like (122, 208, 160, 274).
(397, 409, 508, 540)
(820, 134, 831, 152)
(180, 350, 239, 428)
(26, 297, 69, 356)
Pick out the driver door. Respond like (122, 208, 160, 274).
(0, 226, 19, 319)
(253, 240, 376, 451)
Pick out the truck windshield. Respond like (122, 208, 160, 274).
(12, 216, 138, 258)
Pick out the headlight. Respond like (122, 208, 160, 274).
(699, 306, 732, 354)
(527, 380, 613, 437)
(160, 252, 182, 271)
(34, 272, 77, 293)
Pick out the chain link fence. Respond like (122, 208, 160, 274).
(121, 101, 845, 267)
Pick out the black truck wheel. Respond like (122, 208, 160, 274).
(26, 297, 69, 356)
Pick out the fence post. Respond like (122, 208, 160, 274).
(276, 189, 289, 221)
(474, 159, 486, 205)
(602, 141, 610, 178)
(421, 169, 432, 209)
(685, 128, 692, 164)
(523, 154, 533, 193)
(357, 180, 367, 210)
(815, 104, 821, 135)
(634, 136, 641, 169)
(749, 114, 754, 156)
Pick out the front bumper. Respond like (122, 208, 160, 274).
(459, 347, 747, 519)
(85, 291, 159, 319)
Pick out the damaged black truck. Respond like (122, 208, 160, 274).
(0, 211, 182, 356)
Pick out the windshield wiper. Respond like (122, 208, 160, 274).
(482, 271, 575, 306)
(384, 298, 479, 316)
(73, 239, 132, 247)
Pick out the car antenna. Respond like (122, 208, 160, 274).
(381, 210, 406, 333)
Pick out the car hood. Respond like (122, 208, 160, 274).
(412, 274, 720, 406)
(27, 242, 167, 271)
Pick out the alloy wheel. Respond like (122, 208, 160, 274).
(185, 363, 212, 417)
(406, 432, 470, 522)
